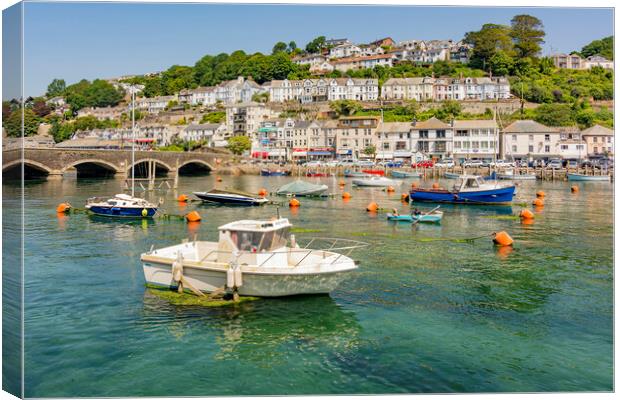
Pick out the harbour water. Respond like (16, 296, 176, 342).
(3, 174, 613, 396)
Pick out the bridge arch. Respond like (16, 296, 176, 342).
(178, 159, 213, 175)
(2, 159, 52, 179)
(127, 158, 173, 178)
(62, 159, 120, 178)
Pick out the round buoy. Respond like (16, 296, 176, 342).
(141, 208, 148, 217)
(185, 211, 201, 222)
(532, 198, 544, 207)
(536, 191, 545, 198)
(289, 198, 300, 207)
(401, 193, 409, 202)
(216, 176, 223, 182)
(432, 183, 440, 189)
(571, 185, 579, 193)
(339, 180, 345, 186)
(411, 182, 418, 189)
(386, 186, 395, 193)
(519, 209, 534, 220)
(366, 202, 378, 212)
(342, 192, 351, 199)
(493, 231, 514, 246)
(177, 194, 188, 202)
(56, 203, 71, 213)
(258, 188, 268, 197)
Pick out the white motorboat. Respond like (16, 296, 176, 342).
(497, 169, 537, 180)
(141, 218, 367, 297)
(193, 188, 269, 206)
(85, 194, 158, 217)
(352, 176, 398, 187)
(275, 180, 328, 196)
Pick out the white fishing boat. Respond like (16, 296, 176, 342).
(566, 173, 611, 182)
(141, 218, 367, 297)
(497, 169, 537, 180)
(352, 176, 398, 187)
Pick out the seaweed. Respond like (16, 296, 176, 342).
(145, 284, 260, 307)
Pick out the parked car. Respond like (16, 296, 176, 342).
(528, 159, 546, 168)
(379, 160, 403, 168)
(490, 159, 516, 168)
(462, 159, 483, 168)
(546, 159, 563, 169)
(305, 161, 323, 168)
(593, 158, 613, 169)
(355, 160, 375, 167)
(415, 160, 434, 168)
(337, 159, 356, 167)
(324, 160, 339, 168)
(434, 158, 455, 168)
(563, 160, 578, 168)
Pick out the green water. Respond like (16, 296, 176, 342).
(3, 174, 613, 396)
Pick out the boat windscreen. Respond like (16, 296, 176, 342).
(231, 227, 290, 252)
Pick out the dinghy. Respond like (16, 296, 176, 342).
(391, 170, 421, 179)
(386, 211, 443, 223)
(193, 188, 269, 206)
(352, 176, 398, 187)
(567, 173, 610, 182)
(275, 180, 329, 196)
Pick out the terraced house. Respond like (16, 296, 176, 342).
(334, 116, 380, 159)
(381, 77, 510, 101)
(266, 78, 379, 103)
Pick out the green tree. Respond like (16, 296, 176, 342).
(200, 111, 225, 123)
(46, 78, 66, 98)
(305, 36, 326, 54)
(533, 103, 574, 126)
(161, 65, 195, 95)
(436, 100, 462, 120)
(488, 51, 514, 76)
(226, 135, 252, 155)
(510, 14, 545, 58)
(464, 23, 514, 70)
(580, 36, 613, 60)
(329, 100, 362, 116)
(363, 145, 377, 160)
(272, 41, 288, 54)
(252, 92, 269, 103)
(4, 108, 40, 137)
(288, 41, 297, 52)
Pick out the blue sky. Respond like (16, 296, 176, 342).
(6, 2, 615, 98)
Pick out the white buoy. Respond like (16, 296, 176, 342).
(234, 265, 243, 288)
(226, 267, 235, 289)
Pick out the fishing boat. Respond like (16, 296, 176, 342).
(498, 169, 537, 180)
(140, 218, 367, 297)
(444, 172, 461, 179)
(567, 173, 611, 182)
(344, 170, 371, 178)
(275, 180, 329, 196)
(306, 171, 331, 177)
(352, 176, 398, 187)
(410, 175, 516, 204)
(193, 188, 269, 206)
(260, 169, 290, 176)
(85, 88, 158, 218)
(386, 210, 443, 223)
(85, 194, 158, 217)
(362, 169, 385, 176)
(391, 170, 421, 179)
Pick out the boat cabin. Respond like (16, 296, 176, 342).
(453, 175, 487, 191)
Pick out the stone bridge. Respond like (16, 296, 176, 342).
(2, 148, 231, 179)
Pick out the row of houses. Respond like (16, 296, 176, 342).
(382, 76, 510, 101)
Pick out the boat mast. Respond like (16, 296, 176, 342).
(131, 88, 135, 197)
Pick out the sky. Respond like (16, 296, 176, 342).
(3, 1, 615, 99)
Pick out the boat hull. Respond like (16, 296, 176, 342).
(498, 174, 537, 180)
(391, 171, 421, 178)
(143, 262, 355, 297)
(444, 172, 461, 179)
(567, 173, 610, 182)
(194, 192, 268, 206)
(260, 169, 289, 176)
(352, 178, 397, 187)
(86, 205, 157, 218)
(410, 186, 515, 204)
(386, 213, 442, 223)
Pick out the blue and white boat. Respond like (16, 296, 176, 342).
(444, 172, 461, 179)
(260, 168, 290, 176)
(86, 194, 158, 217)
(391, 170, 421, 179)
(194, 188, 269, 206)
(85, 89, 158, 218)
(410, 175, 516, 204)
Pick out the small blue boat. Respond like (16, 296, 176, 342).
(85, 194, 158, 218)
(410, 175, 516, 205)
(386, 211, 443, 223)
(444, 172, 461, 179)
(391, 170, 421, 179)
(260, 169, 290, 176)
(344, 169, 371, 178)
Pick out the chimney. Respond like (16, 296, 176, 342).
(412, 118, 417, 126)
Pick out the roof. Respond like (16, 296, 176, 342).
(453, 120, 497, 129)
(581, 124, 614, 136)
(184, 123, 222, 131)
(412, 117, 451, 130)
(502, 120, 558, 134)
(331, 54, 394, 64)
(383, 77, 431, 86)
(378, 122, 412, 133)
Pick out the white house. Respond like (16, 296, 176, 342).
(309, 61, 334, 75)
(580, 124, 614, 157)
(502, 120, 561, 161)
(292, 54, 327, 66)
(327, 78, 379, 101)
(375, 122, 415, 161)
(179, 123, 226, 146)
(331, 54, 395, 72)
(135, 95, 176, 114)
(334, 116, 380, 159)
(179, 87, 217, 106)
(584, 55, 614, 70)
(410, 117, 454, 159)
(329, 43, 362, 58)
(452, 120, 499, 163)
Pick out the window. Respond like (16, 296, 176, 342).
(529, 145, 534, 152)
(512, 135, 517, 141)
(512, 145, 517, 152)
(593, 137, 598, 143)
(383, 142, 390, 150)
(545, 145, 550, 153)
(561, 145, 568, 150)
(454, 141, 461, 149)
(607, 137, 611, 143)
(419, 130, 429, 139)
(594, 146, 598, 153)
(544, 135, 550, 142)
(472, 141, 480, 149)
(528, 135, 534, 141)
(396, 141, 407, 150)
(436, 130, 446, 138)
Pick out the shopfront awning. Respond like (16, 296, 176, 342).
(308, 151, 332, 156)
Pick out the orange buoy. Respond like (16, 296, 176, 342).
(386, 186, 395, 193)
(401, 193, 409, 202)
(411, 182, 418, 189)
(532, 198, 544, 207)
(519, 209, 534, 220)
(56, 203, 71, 213)
(216, 176, 223, 182)
(339, 180, 345, 186)
(432, 183, 440, 189)
(366, 202, 379, 212)
(493, 231, 514, 246)
(258, 188, 268, 197)
(571, 185, 579, 193)
(521, 217, 534, 225)
(342, 192, 351, 199)
(289, 198, 300, 207)
(177, 194, 188, 202)
(185, 211, 201, 222)
(536, 191, 545, 198)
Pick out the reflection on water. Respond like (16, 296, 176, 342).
(3, 175, 613, 396)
